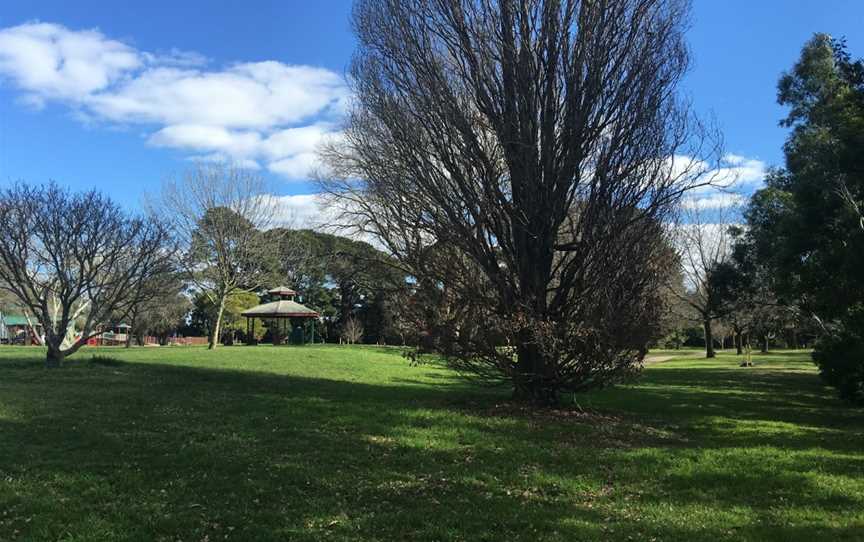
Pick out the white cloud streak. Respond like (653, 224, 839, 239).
(0, 21, 347, 179)
(681, 192, 747, 210)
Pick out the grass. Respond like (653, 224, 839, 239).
(0, 345, 862, 541)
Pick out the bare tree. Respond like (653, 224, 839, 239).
(318, 0, 719, 403)
(0, 182, 174, 366)
(341, 316, 364, 345)
(155, 163, 280, 350)
(672, 200, 735, 358)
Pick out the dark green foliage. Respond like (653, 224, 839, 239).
(713, 227, 796, 353)
(813, 307, 864, 405)
(267, 228, 408, 344)
(130, 273, 191, 346)
(743, 35, 864, 401)
(182, 227, 407, 345)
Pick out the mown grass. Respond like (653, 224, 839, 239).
(0, 345, 861, 541)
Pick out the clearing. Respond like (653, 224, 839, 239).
(0, 346, 861, 541)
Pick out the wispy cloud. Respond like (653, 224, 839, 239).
(678, 152, 768, 213)
(0, 21, 347, 179)
(681, 192, 747, 210)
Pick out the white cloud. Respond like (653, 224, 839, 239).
(87, 63, 345, 129)
(266, 193, 382, 247)
(270, 193, 328, 229)
(681, 153, 768, 205)
(0, 22, 141, 101)
(682, 192, 747, 210)
(711, 153, 767, 188)
(143, 48, 209, 68)
(269, 153, 321, 179)
(147, 122, 338, 179)
(261, 125, 332, 160)
(0, 21, 347, 180)
(187, 153, 261, 171)
(149, 124, 262, 154)
(673, 152, 768, 213)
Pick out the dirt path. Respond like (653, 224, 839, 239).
(643, 351, 705, 364)
(644, 355, 675, 364)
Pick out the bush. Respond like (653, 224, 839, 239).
(813, 310, 864, 405)
(655, 329, 687, 349)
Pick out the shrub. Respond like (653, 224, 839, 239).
(813, 309, 864, 405)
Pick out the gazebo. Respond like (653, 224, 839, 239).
(241, 287, 320, 345)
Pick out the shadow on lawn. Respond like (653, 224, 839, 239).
(0, 355, 862, 541)
(605, 367, 864, 448)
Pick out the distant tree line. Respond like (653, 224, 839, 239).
(180, 228, 412, 347)
(661, 202, 815, 359)
(0, 163, 416, 365)
(659, 34, 864, 404)
(738, 35, 864, 404)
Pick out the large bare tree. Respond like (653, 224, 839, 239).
(671, 200, 735, 358)
(319, 0, 718, 403)
(155, 163, 280, 349)
(0, 182, 174, 366)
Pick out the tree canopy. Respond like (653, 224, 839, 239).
(743, 34, 864, 403)
(0, 182, 174, 365)
(320, 0, 717, 403)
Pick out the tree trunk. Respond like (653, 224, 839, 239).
(125, 311, 136, 348)
(511, 288, 556, 402)
(703, 318, 715, 358)
(45, 337, 86, 368)
(45, 345, 64, 368)
(513, 342, 557, 406)
(209, 295, 227, 350)
(506, 199, 558, 403)
(735, 330, 743, 355)
(761, 335, 769, 354)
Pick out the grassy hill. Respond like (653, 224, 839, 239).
(0, 346, 861, 541)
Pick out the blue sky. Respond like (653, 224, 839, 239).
(1, 1, 863, 219)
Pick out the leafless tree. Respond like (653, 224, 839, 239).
(154, 163, 281, 350)
(341, 316, 364, 345)
(318, 0, 720, 403)
(0, 182, 174, 366)
(671, 200, 735, 358)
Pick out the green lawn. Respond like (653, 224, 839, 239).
(0, 346, 862, 541)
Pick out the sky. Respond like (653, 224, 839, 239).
(1, 0, 863, 221)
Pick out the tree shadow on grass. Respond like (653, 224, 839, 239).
(581, 366, 863, 448)
(0, 356, 862, 541)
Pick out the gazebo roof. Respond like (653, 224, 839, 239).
(3, 315, 34, 327)
(268, 286, 297, 296)
(241, 299, 319, 319)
